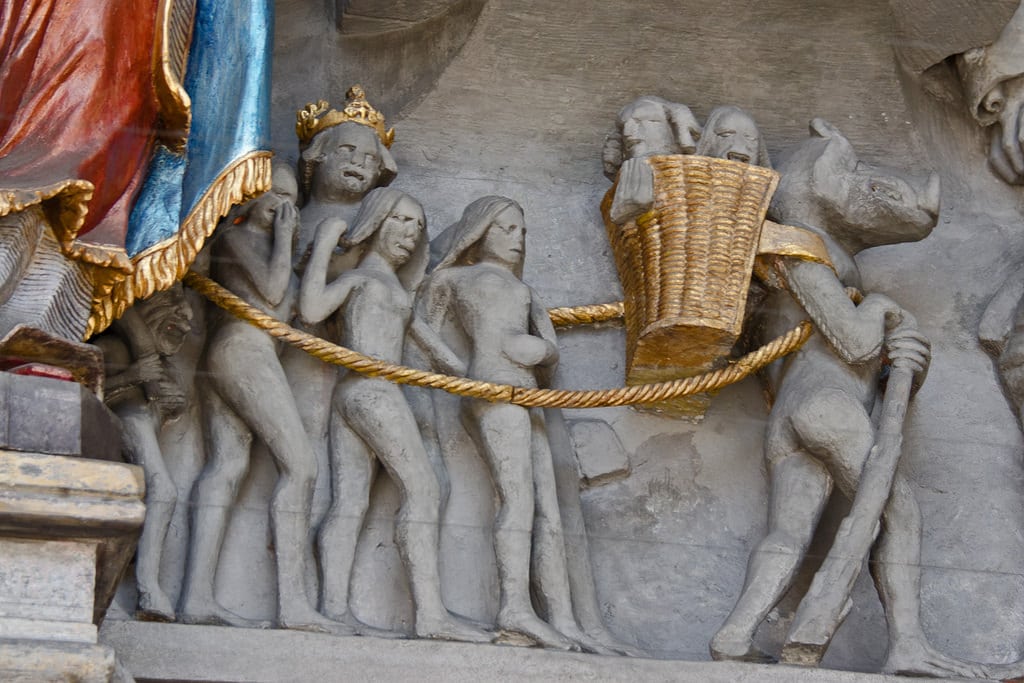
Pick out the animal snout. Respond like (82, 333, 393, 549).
(920, 172, 940, 220)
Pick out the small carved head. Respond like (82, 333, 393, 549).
(434, 196, 527, 276)
(245, 163, 299, 226)
(346, 187, 428, 288)
(137, 283, 192, 356)
(603, 96, 702, 179)
(696, 105, 771, 168)
(298, 122, 397, 204)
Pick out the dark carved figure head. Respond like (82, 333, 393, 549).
(696, 105, 771, 168)
(603, 96, 702, 179)
(136, 283, 193, 357)
(298, 122, 397, 204)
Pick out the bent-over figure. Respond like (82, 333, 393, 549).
(709, 119, 993, 678)
(96, 284, 193, 622)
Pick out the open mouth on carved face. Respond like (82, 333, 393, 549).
(341, 167, 367, 182)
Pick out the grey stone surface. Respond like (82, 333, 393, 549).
(101, 620, 978, 683)
(0, 373, 120, 461)
(98, 0, 1024, 677)
(568, 419, 631, 488)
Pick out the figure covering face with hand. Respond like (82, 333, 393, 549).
(418, 197, 617, 653)
(180, 165, 346, 634)
(299, 187, 490, 642)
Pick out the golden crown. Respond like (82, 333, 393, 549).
(295, 85, 395, 148)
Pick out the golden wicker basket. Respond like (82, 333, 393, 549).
(602, 154, 780, 416)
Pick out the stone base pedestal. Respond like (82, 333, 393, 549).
(100, 620, 958, 683)
(0, 376, 143, 682)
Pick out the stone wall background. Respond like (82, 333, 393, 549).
(115, 0, 1024, 672)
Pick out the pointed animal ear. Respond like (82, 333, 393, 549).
(809, 117, 844, 140)
(810, 123, 857, 206)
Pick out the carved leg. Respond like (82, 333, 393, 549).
(120, 407, 176, 622)
(345, 383, 490, 643)
(544, 408, 642, 656)
(318, 398, 376, 633)
(528, 410, 614, 655)
(233, 365, 341, 634)
(710, 449, 832, 662)
(179, 392, 267, 628)
(872, 477, 990, 678)
(464, 401, 578, 651)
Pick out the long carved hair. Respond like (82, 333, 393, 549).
(433, 195, 525, 278)
(344, 186, 428, 291)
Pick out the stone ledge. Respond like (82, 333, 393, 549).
(99, 620, 975, 682)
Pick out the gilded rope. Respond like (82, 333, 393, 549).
(183, 271, 813, 409)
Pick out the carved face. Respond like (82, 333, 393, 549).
(621, 100, 678, 159)
(479, 204, 526, 268)
(139, 286, 193, 356)
(316, 124, 384, 197)
(374, 196, 425, 267)
(249, 167, 299, 226)
(701, 109, 761, 164)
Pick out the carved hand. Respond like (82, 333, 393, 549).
(984, 76, 1024, 185)
(609, 157, 655, 224)
(133, 354, 166, 384)
(501, 333, 559, 368)
(884, 311, 931, 386)
(273, 198, 299, 235)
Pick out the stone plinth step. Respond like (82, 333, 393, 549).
(99, 620, 981, 683)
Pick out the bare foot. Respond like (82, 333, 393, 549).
(416, 611, 493, 644)
(179, 599, 271, 629)
(551, 619, 618, 656)
(136, 588, 175, 623)
(976, 659, 1024, 681)
(583, 626, 645, 657)
(320, 608, 408, 639)
(496, 609, 580, 652)
(710, 627, 776, 664)
(883, 638, 992, 678)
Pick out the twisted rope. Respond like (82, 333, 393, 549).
(183, 271, 813, 408)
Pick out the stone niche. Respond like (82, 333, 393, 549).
(99, 0, 1024, 680)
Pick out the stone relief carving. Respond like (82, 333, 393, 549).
(707, 119, 1015, 678)
(419, 197, 622, 653)
(179, 164, 344, 633)
(285, 91, 401, 538)
(299, 187, 489, 641)
(11, 2, 1024, 679)
(96, 284, 194, 623)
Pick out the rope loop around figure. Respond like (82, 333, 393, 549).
(183, 270, 814, 408)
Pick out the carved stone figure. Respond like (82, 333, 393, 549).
(299, 187, 489, 642)
(286, 90, 399, 530)
(707, 119, 996, 677)
(95, 284, 193, 622)
(949, 2, 1024, 185)
(696, 106, 772, 167)
(420, 196, 618, 653)
(179, 164, 341, 633)
(603, 96, 702, 226)
(602, 95, 702, 180)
